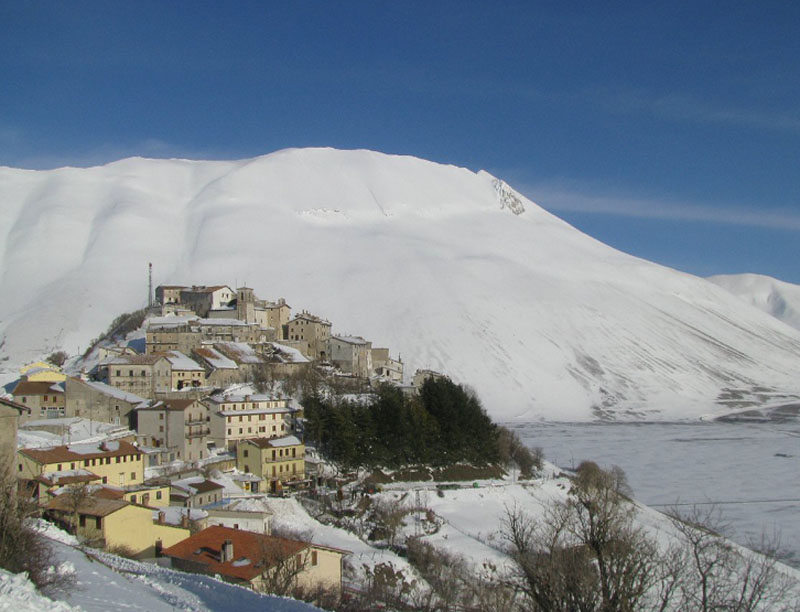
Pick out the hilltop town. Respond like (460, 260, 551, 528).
(0, 282, 458, 605)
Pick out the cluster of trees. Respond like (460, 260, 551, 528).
(303, 377, 502, 470)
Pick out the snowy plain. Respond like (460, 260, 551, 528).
(3, 148, 800, 421)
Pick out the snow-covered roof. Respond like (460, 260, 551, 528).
(214, 342, 264, 364)
(78, 379, 147, 403)
(206, 392, 287, 404)
(166, 351, 204, 371)
(197, 318, 250, 327)
(193, 346, 238, 370)
(332, 335, 369, 346)
(270, 342, 310, 364)
(265, 435, 301, 448)
(145, 315, 198, 328)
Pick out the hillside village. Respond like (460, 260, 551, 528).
(0, 282, 446, 603)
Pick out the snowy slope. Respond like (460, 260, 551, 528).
(709, 273, 800, 333)
(3, 148, 800, 420)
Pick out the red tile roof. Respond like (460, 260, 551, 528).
(161, 525, 308, 582)
(12, 380, 64, 396)
(19, 440, 142, 465)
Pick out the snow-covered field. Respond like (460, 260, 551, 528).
(515, 419, 800, 567)
(3, 148, 800, 421)
(16, 524, 323, 612)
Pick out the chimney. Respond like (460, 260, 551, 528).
(157, 511, 165, 525)
(222, 539, 234, 563)
(181, 512, 189, 529)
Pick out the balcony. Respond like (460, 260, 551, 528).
(186, 427, 210, 439)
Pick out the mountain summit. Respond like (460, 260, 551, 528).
(3, 148, 800, 420)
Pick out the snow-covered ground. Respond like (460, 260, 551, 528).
(20, 523, 323, 612)
(3, 148, 800, 421)
(4, 465, 799, 611)
(515, 420, 800, 567)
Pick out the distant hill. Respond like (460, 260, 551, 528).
(708, 273, 800, 332)
(2, 148, 800, 420)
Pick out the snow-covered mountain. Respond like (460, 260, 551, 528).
(3, 147, 800, 421)
(708, 273, 800, 333)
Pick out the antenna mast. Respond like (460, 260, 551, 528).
(148, 262, 153, 308)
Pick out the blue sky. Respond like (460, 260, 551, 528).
(2, 2, 799, 282)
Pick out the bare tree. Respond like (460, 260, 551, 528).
(667, 505, 799, 612)
(0, 462, 74, 594)
(502, 462, 662, 612)
(255, 530, 313, 597)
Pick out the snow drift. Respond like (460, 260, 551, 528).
(3, 147, 800, 420)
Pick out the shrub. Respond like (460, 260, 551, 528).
(0, 466, 73, 594)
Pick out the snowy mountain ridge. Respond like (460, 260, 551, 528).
(3, 147, 800, 421)
(709, 273, 800, 333)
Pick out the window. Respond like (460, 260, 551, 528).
(116, 457, 120, 463)
(57, 463, 62, 471)
(95, 517, 101, 529)
(79, 515, 86, 528)
(84, 460, 89, 467)
(243, 450, 248, 457)
(156, 490, 162, 499)
(130, 495, 137, 504)
(102, 476, 107, 484)
(159, 413, 164, 420)
(130, 472, 135, 480)
(159, 425, 164, 432)
(311, 551, 318, 566)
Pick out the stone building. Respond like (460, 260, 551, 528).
(0, 397, 28, 468)
(135, 398, 210, 463)
(179, 286, 235, 318)
(371, 348, 404, 383)
(65, 377, 146, 426)
(234, 287, 291, 339)
(146, 318, 272, 355)
(329, 336, 373, 378)
(286, 311, 332, 361)
(12, 380, 66, 421)
(191, 345, 243, 388)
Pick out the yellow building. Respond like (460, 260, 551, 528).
(17, 440, 145, 490)
(20, 361, 67, 383)
(45, 495, 190, 558)
(236, 435, 305, 493)
(163, 525, 346, 597)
